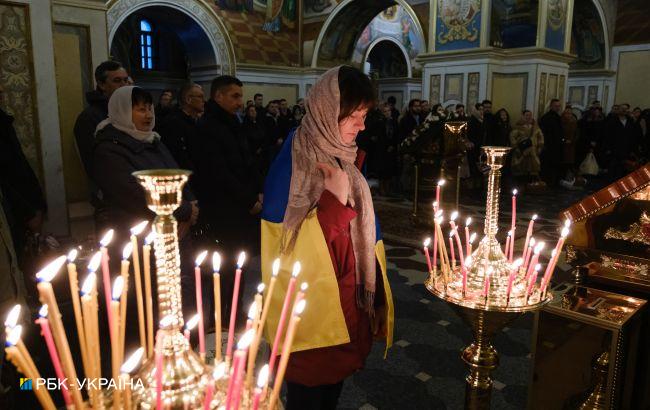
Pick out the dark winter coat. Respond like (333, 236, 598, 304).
(74, 90, 109, 177)
(156, 107, 199, 172)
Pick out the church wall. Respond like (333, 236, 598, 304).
(236, 68, 323, 104)
(611, 44, 650, 109)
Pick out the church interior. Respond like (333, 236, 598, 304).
(1, 0, 650, 409)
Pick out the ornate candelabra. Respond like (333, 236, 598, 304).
(425, 147, 553, 409)
(132, 170, 211, 408)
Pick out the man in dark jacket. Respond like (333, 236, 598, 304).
(398, 98, 421, 143)
(193, 76, 263, 326)
(157, 83, 205, 172)
(539, 99, 564, 185)
(603, 103, 642, 180)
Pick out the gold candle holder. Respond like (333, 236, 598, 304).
(426, 147, 552, 409)
(131, 170, 212, 409)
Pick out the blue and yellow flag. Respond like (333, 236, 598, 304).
(261, 133, 394, 356)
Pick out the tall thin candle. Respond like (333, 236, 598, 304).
(194, 250, 208, 360)
(506, 258, 524, 301)
(269, 261, 300, 376)
(184, 314, 199, 342)
(252, 364, 269, 410)
(435, 179, 445, 208)
(525, 242, 545, 281)
(119, 243, 133, 366)
(81, 272, 101, 409)
(143, 231, 155, 357)
(448, 233, 456, 270)
(65, 249, 90, 381)
(504, 231, 512, 262)
(522, 238, 536, 273)
(36, 305, 72, 407)
(212, 252, 222, 362)
(521, 214, 538, 262)
(120, 347, 145, 410)
(423, 238, 432, 273)
(226, 252, 246, 362)
(130, 221, 148, 358)
(464, 217, 472, 257)
(541, 226, 570, 291)
(527, 264, 541, 297)
(99, 229, 115, 346)
(204, 362, 227, 410)
(111, 276, 124, 410)
(511, 189, 518, 238)
(246, 284, 266, 387)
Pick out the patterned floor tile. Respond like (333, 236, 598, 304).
(415, 372, 432, 382)
(395, 340, 411, 348)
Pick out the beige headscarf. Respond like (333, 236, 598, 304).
(281, 66, 377, 313)
(96, 86, 159, 143)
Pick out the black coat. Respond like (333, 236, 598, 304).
(92, 124, 194, 237)
(193, 100, 262, 248)
(74, 90, 108, 177)
(0, 109, 46, 250)
(156, 107, 199, 172)
(539, 110, 563, 154)
(398, 113, 420, 143)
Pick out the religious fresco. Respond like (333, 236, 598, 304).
(570, 0, 605, 69)
(350, 5, 424, 74)
(366, 40, 409, 78)
(490, 0, 538, 49)
(544, 0, 567, 51)
(435, 0, 481, 51)
(214, 0, 296, 32)
(304, 0, 341, 21)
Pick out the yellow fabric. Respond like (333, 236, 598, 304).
(375, 240, 394, 357)
(261, 210, 394, 354)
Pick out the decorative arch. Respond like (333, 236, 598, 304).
(107, 0, 236, 75)
(312, 0, 426, 69)
(364, 37, 412, 78)
(570, 0, 610, 70)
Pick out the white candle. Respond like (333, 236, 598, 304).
(99, 229, 115, 344)
(130, 221, 149, 358)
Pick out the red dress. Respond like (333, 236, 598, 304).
(284, 189, 384, 386)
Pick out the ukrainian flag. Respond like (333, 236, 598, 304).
(261, 133, 394, 356)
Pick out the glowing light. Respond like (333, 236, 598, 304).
(195, 250, 208, 266)
(81, 273, 96, 295)
(237, 329, 255, 350)
(256, 364, 270, 388)
(437, 179, 446, 187)
(4, 305, 21, 328)
(465, 217, 472, 227)
(237, 252, 246, 269)
(247, 302, 259, 320)
(292, 261, 301, 278)
(112, 276, 124, 300)
(300, 282, 308, 291)
(88, 251, 102, 272)
(130, 220, 149, 236)
(512, 189, 518, 196)
(213, 362, 227, 380)
(212, 252, 221, 272)
(100, 229, 114, 247)
(561, 227, 570, 237)
(469, 233, 477, 243)
(121, 347, 145, 373)
(67, 249, 78, 263)
(534, 242, 546, 254)
(36, 255, 67, 283)
(532, 214, 538, 221)
(423, 238, 431, 247)
(6, 325, 22, 346)
(185, 314, 200, 331)
(272, 258, 280, 277)
(450, 211, 458, 221)
(256, 283, 265, 294)
(294, 299, 306, 315)
(514, 258, 524, 268)
(160, 315, 174, 328)
(122, 243, 134, 260)
(38, 305, 48, 318)
(145, 231, 156, 245)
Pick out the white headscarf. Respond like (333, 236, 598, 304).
(96, 86, 159, 143)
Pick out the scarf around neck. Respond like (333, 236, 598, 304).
(281, 66, 377, 314)
(96, 86, 159, 143)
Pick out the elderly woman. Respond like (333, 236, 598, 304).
(261, 66, 394, 409)
(509, 110, 545, 184)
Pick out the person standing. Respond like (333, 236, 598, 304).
(241, 104, 267, 174)
(377, 103, 399, 195)
(254, 93, 266, 120)
(155, 89, 174, 122)
(157, 83, 205, 172)
(419, 100, 431, 122)
(387, 96, 400, 124)
(603, 103, 642, 180)
(398, 99, 421, 142)
(467, 103, 486, 184)
(510, 110, 544, 184)
(539, 99, 564, 185)
(560, 104, 578, 186)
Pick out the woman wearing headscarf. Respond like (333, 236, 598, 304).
(509, 110, 545, 185)
(261, 66, 394, 409)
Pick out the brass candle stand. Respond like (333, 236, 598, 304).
(425, 147, 552, 409)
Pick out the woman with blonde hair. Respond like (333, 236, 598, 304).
(261, 66, 394, 409)
(509, 109, 545, 184)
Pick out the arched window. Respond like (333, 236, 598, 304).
(139, 19, 153, 70)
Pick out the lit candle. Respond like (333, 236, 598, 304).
(204, 362, 227, 410)
(227, 329, 255, 410)
(250, 259, 280, 386)
(184, 314, 200, 342)
(511, 189, 518, 238)
(143, 231, 155, 358)
(423, 238, 433, 273)
(212, 251, 222, 363)
(464, 218, 472, 257)
(435, 216, 450, 277)
(130, 221, 148, 359)
(120, 242, 133, 366)
(483, 267, 493, 299)
(246, 284, 266, 387)
(521, 214, 538, 262)
(435, 179, 445, 208)
(194, 250, 208, 361)
(433, 213, 442, 270)
(4, 304, 21, 332)
(541, 226, 570, 292)
(453, 227, 465, 269)
(522, 237, 536, 273)
(293, 282, 308, 307)
(527, 264, 541, 297)
(269, 261, 300, 376)
(120, 347, 144, 410)
(469, 233, 477, 256)
(525, 242, 545, 281)
(4, 326, 56, 410)
(506, 258, 524, 302)
(269, 300, 306, 408)
(35, 256, 84, 409)
(246, 301, 259, 331)
(111, 276, 124, 410)
(226, 252, 246, 362)
(461, 256, 472, 296)
(504, 231, 512, 262)
(448, 232, 456, 270)
(65, 249, 90, 381)
(81, 269, 101, 408)
(35, 305, 72, 407)
(99, 229, 115, 344)
(252, 364, 269, 410)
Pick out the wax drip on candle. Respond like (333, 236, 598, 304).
(112, 277, 124, 301)
(122, 242, 134, 260)
(121, 347, 145, 373)
(257, 364, 269, 388)
(130, 220, 149, 236)
(36, 256, 68, 282)
(195, 250, 208, 267)
(100, 229, 114, 247)
(212, 252, 221, 272)
(67, 249, 78, 263)
(6, 324, 22, 346)
(81, 273, 96, 295)
(145, 231, 156, 245)
(88, 251, 102, 273)
(4, 304, 21, 329)
(185, 314, 199, 333)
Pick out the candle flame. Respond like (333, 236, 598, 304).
(534, 242, 545, 254)
(465, 217, 472, 227)
(122, 242, 134, 260)
(469, 233, 477, 243)
(237, 252, 246, 269)
(213, 362, 228, 380)
(292, 261, 301, 277)
(529, 238, 536, 247)
(67, 249, 78, 263)
(145, 231, 156, 245)
(121, 347, 145, 374)
(450, 211, 458, 221)
(185, 314, 200, 331)
(4, 305, 21, 328)
(564, 219, 571, 228)
(36, 255, 67, 283)
(247, 302, 259, 320)
(448, 230, 455, 239)
(38, 305, 48, 318)
(212, 252, 221, 273)
(436, 216, 444, 225)
(551, 249, 557, 257)
(512, 189, 518, 195)
(272, 258, 280, 277)
(81, 273, 96, 295)
(514, 258, 524, 268)
(112, 276, 124, 300)
(423, 237, 431, 247)
(237, 329, 255, 350)
(294, 299, 307, 315)
(130, 220, 149, 236)
(257, 364, 270, 388)
(535, 263, 541, 271)
(300, 282, 308, 291)
(532, 214, 538, 221)
(99, 229, 114, 247)
(195, 250, 208, 266)
(507, 230, 512, 237)
(432, 201, 438, 209)
(88, 251, 102, 272)
(561, 227, 570, 238)
(257, 283, 265, 294)
(160, 315, 174, 328)
(6, 325, 22, 346)
(435, 209, 443, 218)
(465, 256, 473, 266)
(437, 179, 445, 186)
(487, 266, 494, 275)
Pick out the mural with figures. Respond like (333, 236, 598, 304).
(435, 0, 481, 51)
(351, 5, 424, 76)
(490, 0, 538, 49)
(544, 0, 567, 51)
(214, 0, 296, 32)
(570, 0, 605, 69)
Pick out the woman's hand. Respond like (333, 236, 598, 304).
(316, 162, 349, 205)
